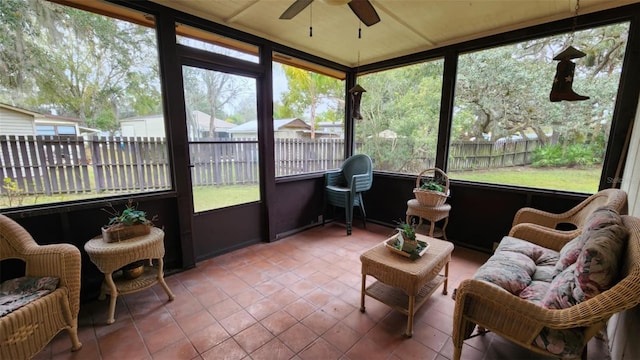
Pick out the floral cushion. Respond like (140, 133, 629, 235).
(0, 276, 59, 317)
(531, 222, 627, 357)
(474, 237, 559, 296)
(554, 206, 623, 276)
(575, 224, 627, 299)
(534, 327, 585, 358)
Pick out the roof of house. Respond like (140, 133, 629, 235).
(191, 110, 236, 130)
(227, 118, 310, 133)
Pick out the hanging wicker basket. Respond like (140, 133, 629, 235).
(413, 168, 450, 207)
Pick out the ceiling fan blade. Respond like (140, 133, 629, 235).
(348, 0, 380, 26)
(279, 0, 314, 19)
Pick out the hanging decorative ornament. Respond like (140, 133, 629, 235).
(349, 84, 366, 120)
(549, 0, 589, 102)
(350, 28, 366, 120)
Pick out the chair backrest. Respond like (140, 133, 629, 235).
(341, 154, 373, 191)
(569, 188, 628, 227)
(0, 214, 38, 261)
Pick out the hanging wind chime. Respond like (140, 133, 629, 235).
(350, 23, 366, 120)
(549, 0, 589, 102)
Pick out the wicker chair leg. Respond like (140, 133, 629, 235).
(453, 345, 462, 360)
(67, 319, 83, 351)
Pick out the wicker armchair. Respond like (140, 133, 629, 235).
(0, 215, 82, 359)
(324, 154, 373, 235)
(452, 215, 640, 360)
(512, 188, 628, 236)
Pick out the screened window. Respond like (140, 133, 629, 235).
(355, 59, 444, 174)
(0, 0, 168, 209)
(449, 23, 629, 193)
(176, 24, 260, 63)
(272, 58, 346, 177)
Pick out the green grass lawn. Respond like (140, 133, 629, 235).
(449, 166, 601, 193)
(192, 184, 260, 212)
(1, 166, 600, 209)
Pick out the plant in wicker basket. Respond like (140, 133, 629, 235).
(413, 168, 450, 207)
(101, 199, 155, 243)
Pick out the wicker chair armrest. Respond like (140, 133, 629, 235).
(508, 223, 578, 252)
(456, 272, 640, 332)
(24, 243, 82, 316)
(325, 170, 344, 186)
(512, 207, 574, 228)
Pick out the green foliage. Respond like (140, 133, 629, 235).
(279, 64, 344, 137)
(102, 200, 151, 227)
(531, 144, 601, 167)
(419, 181, 444, 193)
(0, 0, 161, 129)
(2, 177, 25, 207)
(396, 221, 416, 241)
(356, 60, 444, 173)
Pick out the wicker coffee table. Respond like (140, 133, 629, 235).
(360, 234, 454, 337)
(84, 227, 174, 324)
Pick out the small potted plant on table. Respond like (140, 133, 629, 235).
(101, 200, 154, 243)
(386, 221, 430, 260)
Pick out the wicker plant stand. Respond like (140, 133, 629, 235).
(84, 227, 174, 324)
(406, 199, 451, 239)
(360, 234, 454, 337)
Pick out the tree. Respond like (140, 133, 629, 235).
(0, 0, 162, 132)
(279, 65, 344, 138)
(453, 23, 629, 146)
(356, 61, 443, 173)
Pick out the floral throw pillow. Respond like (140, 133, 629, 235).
(583, 206, 623, 232)
(554, 233, 588, 276)
(554, 206, 623, 276)
(574, 224, 628, 299)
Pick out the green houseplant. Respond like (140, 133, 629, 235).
(386, 221, 429, 260)
(101, 200, 154, 243)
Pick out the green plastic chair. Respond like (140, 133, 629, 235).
(324, 154, 373, 235)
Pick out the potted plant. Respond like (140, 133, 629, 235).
(413, 168, 450, 207)
(384, 221, 430, 260)
(397, 222, 418, 253)
(101, 200, 155, 243)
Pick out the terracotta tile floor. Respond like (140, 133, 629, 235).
(35, 222, 610, 360)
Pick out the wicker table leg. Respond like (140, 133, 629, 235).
(360, 274, 366, 312)
(157, 258, 175, 301)
(104, 272, 118, 325)
(443, 262, 449, 295)
(406, 294, 416, 337)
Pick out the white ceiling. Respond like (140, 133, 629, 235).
(150, 0, 639, 67)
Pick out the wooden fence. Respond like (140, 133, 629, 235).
(0, 135, 540, 195)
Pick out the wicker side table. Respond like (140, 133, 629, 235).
(84, 227, 174, 324)
(406, 199, 451, 239)
(360, 235, 453, 337)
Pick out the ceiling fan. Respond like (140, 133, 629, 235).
(279, 0, 381, 27)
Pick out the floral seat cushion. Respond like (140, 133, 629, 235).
(473, 236, 559, 295)
(0, 276, 59, 317)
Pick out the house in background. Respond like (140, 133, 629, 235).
(1, 103, 40, 136)
(189, 110, 236, 139)
(1, 103, 98, 137)
(227, 118, 338, 139)
(119, 111, 235, 139)
(119, 114, 165, 138)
